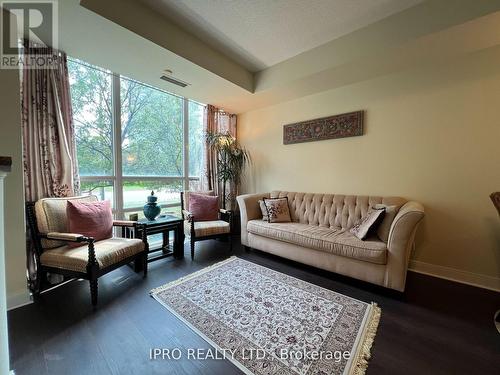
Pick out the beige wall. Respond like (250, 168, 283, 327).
(238, 47, 500, 288)
(0, 66, 28, 307)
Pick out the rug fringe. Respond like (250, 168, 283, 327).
(352, 303, 382, 375)
(150, 256, 238, 295)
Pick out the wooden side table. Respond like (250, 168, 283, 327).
(125, 215, 185, 265)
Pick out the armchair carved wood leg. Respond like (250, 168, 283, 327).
(30, 267, 45, 303)
(89, 278, 98, 307)
(190, 220, 196, 260)
(141, 227, 148, 277)
(31, 277, 42, 303)
(143, 252, 148, 277)
(134, 258, 143, 272)
(34, 269, 47, 302)
(86, 240, 99, 307)
(229, 212, 233, 253)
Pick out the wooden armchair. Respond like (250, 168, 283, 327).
(26, 195, 148, 306)
(180, 191, 232, 260)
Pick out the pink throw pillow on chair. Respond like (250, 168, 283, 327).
(189, 193, 219, 221)
(66, 200, 113, 247)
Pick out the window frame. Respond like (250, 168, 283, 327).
(70, 59, 204, 219)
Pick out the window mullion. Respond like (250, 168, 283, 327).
(183, 98, 189, 191)
(69, 58, 206, 214)
(112, 73, 124, 219)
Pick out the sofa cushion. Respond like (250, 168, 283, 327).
(349, 207, 385, 240)
(374, 204, 399, 242)
(247, 220, 387, 264)
(258, 200, 269, 221)
(40, 237, 145, 273)
(263, 197, 291, 223)
(270, 191, 406, 230)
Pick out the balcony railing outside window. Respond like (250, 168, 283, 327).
(68, 58, 204, 218)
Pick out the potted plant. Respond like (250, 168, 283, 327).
(206, 131, 250, 210)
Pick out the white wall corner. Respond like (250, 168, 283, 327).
(7, 289, 32, 311)
(409, 260, 500, 292)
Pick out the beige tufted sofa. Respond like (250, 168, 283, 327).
(237, 191, 424, 291)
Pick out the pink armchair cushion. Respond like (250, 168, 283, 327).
(189, 193, 219, 221)
(66, 200, 113, 247)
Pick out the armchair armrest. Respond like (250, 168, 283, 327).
(43, 232, 98, 272)
(182, 209, 194, 221)
(43, 232, 90, 243)
(113, 220, 137, 228)
(219, 208, 233, 228)
(236, 193, 270, 246)
(113, 220, 147, 240)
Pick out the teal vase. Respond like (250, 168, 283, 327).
(143, 191, 161, 220)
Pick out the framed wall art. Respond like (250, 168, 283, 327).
(283, 110, 364, 145)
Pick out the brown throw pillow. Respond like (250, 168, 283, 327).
(258, 200, 269, 221)
(374, 204, 399, 242)
(350, 207, 385, 240)
(263, 197, 291, 223)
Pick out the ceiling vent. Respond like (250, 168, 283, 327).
(160, 74, 189, 88)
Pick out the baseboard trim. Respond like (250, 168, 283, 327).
(7, 290, 32, 311)
(408, 260, 500, 292)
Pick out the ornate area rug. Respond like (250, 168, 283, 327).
(151, 257, 381, 375)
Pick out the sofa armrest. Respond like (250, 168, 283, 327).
(236, 193, 270, 246)
(388, 201, 425, 247)
(385, 201, 425, 290)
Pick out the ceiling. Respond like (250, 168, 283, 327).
(140, 0, 423, 72)
(59, 0, 251, 105)
(58, 0, 500, 114)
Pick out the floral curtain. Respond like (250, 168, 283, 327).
(21, 41, 80, 202)
(203, 104, 237, 209)
(21, 41, 80, 288)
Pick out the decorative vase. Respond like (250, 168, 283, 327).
(143, 190, 161, 220)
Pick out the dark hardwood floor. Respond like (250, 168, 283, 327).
(8, 238, 500, 375)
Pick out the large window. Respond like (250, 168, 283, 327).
(68, 59, 204, 218)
